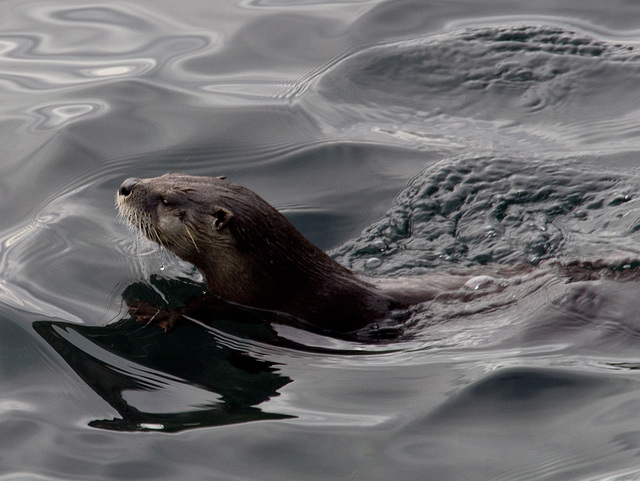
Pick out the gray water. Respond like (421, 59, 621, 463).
(3, 1, 640, 480)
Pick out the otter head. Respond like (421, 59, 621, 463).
(116, 174, 241, 266)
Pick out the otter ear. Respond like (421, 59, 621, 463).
(215, 175, 227, 180)
(212, 206, 233, 231)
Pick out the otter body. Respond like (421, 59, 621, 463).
(117, 174, 408, 331)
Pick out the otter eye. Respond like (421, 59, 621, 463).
(160, 197, 173, 207)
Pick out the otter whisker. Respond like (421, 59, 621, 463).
(147, 225, 167, 250)
(185, 225, 200, 253)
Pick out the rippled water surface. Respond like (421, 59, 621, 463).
(4, 1, 640, 480)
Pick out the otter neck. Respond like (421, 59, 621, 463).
(196, 246, 394, 332)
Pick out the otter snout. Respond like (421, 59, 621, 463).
(119, 178, 140, 197)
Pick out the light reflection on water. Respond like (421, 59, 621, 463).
(2, 1, 640, 480)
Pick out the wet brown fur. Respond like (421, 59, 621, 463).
(117, 174, 396, 331)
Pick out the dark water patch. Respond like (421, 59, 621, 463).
(426, 367, 629, 423)
(333, 154, 640, 274)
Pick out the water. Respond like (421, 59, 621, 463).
(3, 1, 640, 480)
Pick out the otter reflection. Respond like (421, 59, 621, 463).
(33, 277, 294, 432)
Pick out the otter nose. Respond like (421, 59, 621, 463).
(119, 178, 140, 197)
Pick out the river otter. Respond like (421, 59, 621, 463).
(116, 174, 503, 332)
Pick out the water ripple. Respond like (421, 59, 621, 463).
(1, 4, 217, 94)
(28, 102, 106, 130)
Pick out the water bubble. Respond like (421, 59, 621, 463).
(372, 240, 386, 251)
(365, 258, 382, 269)
(484, 225, 497, 237)
(464, 275, 496, 290)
